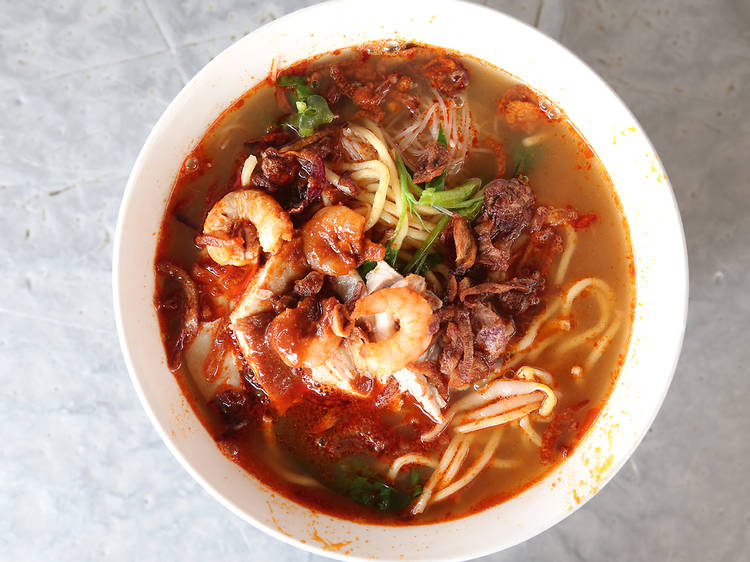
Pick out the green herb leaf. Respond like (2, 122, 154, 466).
(402, 215, 451, 275)
(408, 469, 425, 498)
(394, 152, 426, 239)
(457, 195, 485, 222)
(357, 261, 377, 278)
(409, 468, 420, 487)
(416, 253, 443, 275)
(348, 476, 411, 512)
(448, 194, 484, 210)
(277, 75, 315, 103)
(277, 76, 334, 137)
(282, 94, 334, 137)
(327, 457, 411, 513)
(511, 142, 542, 177)
(418, 178, 481, 208)
(384, 244, 399, 268)
(358, 245, 399, 278)
(436, 123, 448, 146)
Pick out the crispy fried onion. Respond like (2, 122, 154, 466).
(156, 261, 199, 369)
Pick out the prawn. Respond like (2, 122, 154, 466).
(302, 205, 384, 275)
(349, 287, 435, 380)
(267, 297, 344, 369)
(202, 189, 293, 266)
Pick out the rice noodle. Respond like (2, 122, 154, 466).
(394, 103, 437, 147)
(384, 88, 473, 178)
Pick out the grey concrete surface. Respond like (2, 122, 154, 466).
(1, 1, 748, 560)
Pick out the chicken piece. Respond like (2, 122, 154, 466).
(229, 237, 310, 323)
(232, 313, 308, 413)
(307, 345, 370, 397)
(329, 270, 365, 304)
(355, 266, 446, 420)
(392, 368, 446, 423)
(364, 260, 403, 293)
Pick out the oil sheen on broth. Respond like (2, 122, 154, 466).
(154, 43, 635, 524)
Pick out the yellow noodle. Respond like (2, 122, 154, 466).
(561, 277, 615, 317)
(490, 457, 520, 470)
(525, 331, 565, 361)
(431, 429, 503, 503)
(514, 366, 555, 386)
(387, 454, 438, 481)
(514, 297, 563, 351)
(456, 402, 541, 433)
(519, 416, 543, 447)
(554, 224, 577, 285)
(555, 279, 613, 354)
(372, 210, 431, 242)
(411, 434, 466, 514)
(357, 192, 439, 232)
(347, 124, 410, 249)
(583, 311, 622, 371)
(439, 435, 473, 487)
(354, 162, 390, 229)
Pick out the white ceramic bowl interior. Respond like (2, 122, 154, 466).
(113, 1, 688, 560)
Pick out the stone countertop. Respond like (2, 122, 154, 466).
(1, 1, 747, 560)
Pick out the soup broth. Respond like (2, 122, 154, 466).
(154, 43, 634, 524)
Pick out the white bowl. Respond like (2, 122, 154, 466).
(113, 1, 688, 559)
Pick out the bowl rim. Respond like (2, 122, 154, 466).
(113, 1, 688, 560)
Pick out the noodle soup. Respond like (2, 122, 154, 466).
(154, 42, 634, 524)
